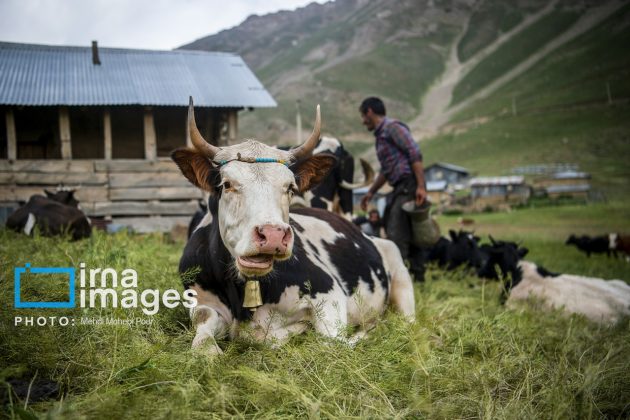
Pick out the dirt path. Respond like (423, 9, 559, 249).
(409, 0, 627, 139)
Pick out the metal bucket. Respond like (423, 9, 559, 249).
(402, 200, 441, 248)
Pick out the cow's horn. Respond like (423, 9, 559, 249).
(188, 96, 220, 159)
(291, 105, 321, 160)
(339, 158, 375, 190)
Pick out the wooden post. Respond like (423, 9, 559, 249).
(103, 109, 112, 160)
(143, 107, 157, 160)
(227, 109, 237, 145)
(59, 107, 72, 159)
(5, 109, 17, 160)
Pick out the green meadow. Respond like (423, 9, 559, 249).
(1, 199, 629, 418)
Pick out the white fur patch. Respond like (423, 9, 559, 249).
(609, 233, 618, 250)
(23, 213, 36, 235)
(507, 261, 630, 324)
(194, 211, 213, 233)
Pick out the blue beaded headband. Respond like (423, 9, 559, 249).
(213, 153, 289, 167)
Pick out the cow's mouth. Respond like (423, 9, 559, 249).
(237, 254, 274, 270)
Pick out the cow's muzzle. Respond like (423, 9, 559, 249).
(253, 224, 292, 256)
(236, 224, 293, 276)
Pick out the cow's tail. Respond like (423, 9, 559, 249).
(372, 238, 415, 322)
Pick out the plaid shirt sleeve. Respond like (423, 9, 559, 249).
(388, 122, 423, 163)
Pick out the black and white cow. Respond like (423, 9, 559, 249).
(308, 136, 374, 219)
(480, 238, 630, 324)
(171, 98, 415, 353)
(6, 190, 91, 240)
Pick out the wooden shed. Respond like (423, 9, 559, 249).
(469, 176, 530, 210)
(540, 171, 591, 199)
(0, 41, 276, 231)
(424, 162, 470, 187)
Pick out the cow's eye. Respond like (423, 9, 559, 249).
(287, 185, 297, 196)
(222, 181, 236, 192)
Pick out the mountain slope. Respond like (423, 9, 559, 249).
(180, 0, 472, 143)
(179, 0, 630, 197)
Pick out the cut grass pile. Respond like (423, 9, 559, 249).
(1, 211, 629, 418)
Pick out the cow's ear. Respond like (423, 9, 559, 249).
(171, 148, 219, 193)
(44, 189, 54, 198)
(518, 247, 529, 258)
(449, 230, 457, 241)
(291, 153, 337, 193)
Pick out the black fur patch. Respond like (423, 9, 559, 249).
(536, 265, 560, 278)
(179, 201, 388, 321)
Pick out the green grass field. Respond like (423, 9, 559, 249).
(1, 200, 629, 418)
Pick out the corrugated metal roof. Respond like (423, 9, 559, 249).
(426, 162, 469, 174)
(546, 184, 590, 193)
(552, 171, 590, 180)
(470, 176, 525, 186)
(0, 41, 276, 107)
(426, 180, 447, 191)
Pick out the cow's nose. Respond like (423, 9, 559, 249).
(253, 224, 292, 254)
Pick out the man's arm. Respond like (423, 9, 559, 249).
(411, 161, 427, 206)
(360, 172, 387, 211)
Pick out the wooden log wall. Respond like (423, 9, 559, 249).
(0, 158, 203, 232)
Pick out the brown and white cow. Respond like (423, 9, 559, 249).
(172, 98, 414, 353)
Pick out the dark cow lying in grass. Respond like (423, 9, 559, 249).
(565, 234, 615, 257)
(6, 189, 91, 240)
(481, 238, 630, 325)
(172, 98, 415, 353)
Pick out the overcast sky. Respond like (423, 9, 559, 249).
(0, 0, 327, 50)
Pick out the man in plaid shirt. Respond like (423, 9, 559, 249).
(359, 97, 427, 280)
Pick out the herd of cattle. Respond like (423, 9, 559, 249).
(4, 100, 630, 349)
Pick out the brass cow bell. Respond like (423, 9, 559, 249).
(243, 279, 263, 312)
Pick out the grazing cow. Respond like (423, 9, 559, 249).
(430, 230, 483, 271)
(172, 98, 415, 353)
(609, 233, 630, 261)
(565, 234, 614, 257)
(308, 136, 374, 219)
(6, 192, 91, 240)
(407, 230, 484, 282)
